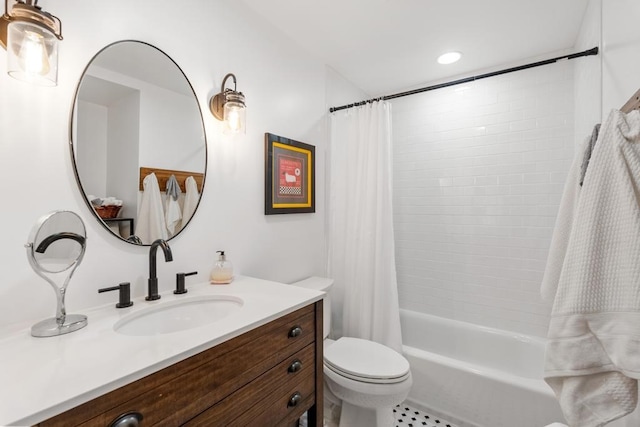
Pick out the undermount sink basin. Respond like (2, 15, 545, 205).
(114, 295, 243, 336)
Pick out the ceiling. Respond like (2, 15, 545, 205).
(239, 0, 591, 97)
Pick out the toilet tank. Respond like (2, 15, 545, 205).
(289, 276, 333, 339)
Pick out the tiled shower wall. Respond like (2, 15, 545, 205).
(391, 60, 575, 337)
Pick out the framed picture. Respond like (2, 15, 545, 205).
(264, 133, 315, 215)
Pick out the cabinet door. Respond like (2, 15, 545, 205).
(98, 308, 317, 426)
(40, 303, 321, 427)
(185, 344, 316, 426)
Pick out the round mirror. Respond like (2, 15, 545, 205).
(29, 210, 86, 273)
(70, 40, 207, 245)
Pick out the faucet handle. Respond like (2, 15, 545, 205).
(99, 282, 133, 308)
(175, 271, 197, 295)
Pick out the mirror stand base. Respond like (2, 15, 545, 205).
(31, 314, 88, 338)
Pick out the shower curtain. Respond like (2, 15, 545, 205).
(328, 100, 402, 352)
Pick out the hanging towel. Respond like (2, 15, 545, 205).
(579, 123, 601, 187)
(540, 134, 588, 303)
(165, 175, 182, 235)
(166, 174, 182, 201)
(543, 109, 640, 427)
(181, 176, 199, 228)
(136, 173, 168, 244)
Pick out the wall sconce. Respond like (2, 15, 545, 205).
(209, 73, 246, 134)
(0, 0, 62, 86)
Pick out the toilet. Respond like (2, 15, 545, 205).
(290, 277, 412, 427)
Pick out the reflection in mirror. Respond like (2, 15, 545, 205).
(70, 40, 207, 245)
(26, 211, 88, 337)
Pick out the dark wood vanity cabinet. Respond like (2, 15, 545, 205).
(39, 301, 323, 427)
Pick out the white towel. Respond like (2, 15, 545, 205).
(136, 173, 168, 244)
(544, 109, 640, 427)
(165, 175, 182, 235)
(181, 176, 199, 228)
(540, 135, 586, 303)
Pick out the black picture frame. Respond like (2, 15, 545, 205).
(264, 133, 315, 215)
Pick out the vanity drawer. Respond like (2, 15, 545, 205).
(40, 303, 318, 427)
(98, 309, 316, 426)
(185, 343, 316, 426)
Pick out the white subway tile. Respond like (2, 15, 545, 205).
(514, 163, 538, 174)
(510, 119, 538, 132)
(497, 174, 522, 185)
(523, 173, 549, 184)
(522, 194, 550, 205)
(550, 171, 568, 183)
(474, 176, 498, 186)
(486, 123, 510, 135)
(392, 63, 573, 337)
(453, 176, 475, 186)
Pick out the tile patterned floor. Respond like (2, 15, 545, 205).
(300, 402, 458, 427)
(394, 403, 458, 427)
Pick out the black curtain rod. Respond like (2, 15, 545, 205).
(329, 46, 599, 113)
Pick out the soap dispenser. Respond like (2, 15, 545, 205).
(210, 250, 233, 284)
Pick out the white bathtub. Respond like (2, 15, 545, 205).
(399, 309, 565, 427)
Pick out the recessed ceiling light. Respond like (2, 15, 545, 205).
(437, 51, 462, 65)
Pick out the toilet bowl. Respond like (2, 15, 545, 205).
(290, 277, 412, 427)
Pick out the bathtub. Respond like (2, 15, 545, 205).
(399, 309, 565, 427)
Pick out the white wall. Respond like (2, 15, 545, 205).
(107, 91, 140, 220)
(601, 0, 640, 114)
(133, 78, 204, 172)
(76, 100, 108, 197)
(0, 0, 347, 331)
(574, 0, 602, 144)
(392, 61, 575, 337)
(325, 67, 369, 110)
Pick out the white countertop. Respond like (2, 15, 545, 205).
(0, 276, 324, 426)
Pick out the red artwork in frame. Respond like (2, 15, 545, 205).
(264, 133, 315, 215)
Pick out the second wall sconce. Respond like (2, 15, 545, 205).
(0, 0, 63, 86)
(209, 73, 246, 134)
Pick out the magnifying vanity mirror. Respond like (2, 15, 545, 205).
(70, 40, 207, 246)
(26, 210, 87, 337)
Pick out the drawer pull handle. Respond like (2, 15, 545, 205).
(109, 411, 143, 427)
(288, 326, 303, 338)
(288, 392, 303, 407)
(288, 359, 303, 373)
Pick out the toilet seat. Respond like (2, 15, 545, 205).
(324, 337, 410, 384)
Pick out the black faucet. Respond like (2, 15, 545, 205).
(146, 239, 173, 301)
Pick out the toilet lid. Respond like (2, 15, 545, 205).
(324, 337, 410, 383)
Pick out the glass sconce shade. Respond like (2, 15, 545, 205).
(223, 92, 246, 134)
(209, 73, 246, 134)
(7, 19, 58, 85)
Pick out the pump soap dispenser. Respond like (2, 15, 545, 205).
(210, 250, 233, 284)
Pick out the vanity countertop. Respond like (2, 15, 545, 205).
(0, 276, 324, 426)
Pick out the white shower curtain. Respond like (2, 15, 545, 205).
(328, 100, 403, 352)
